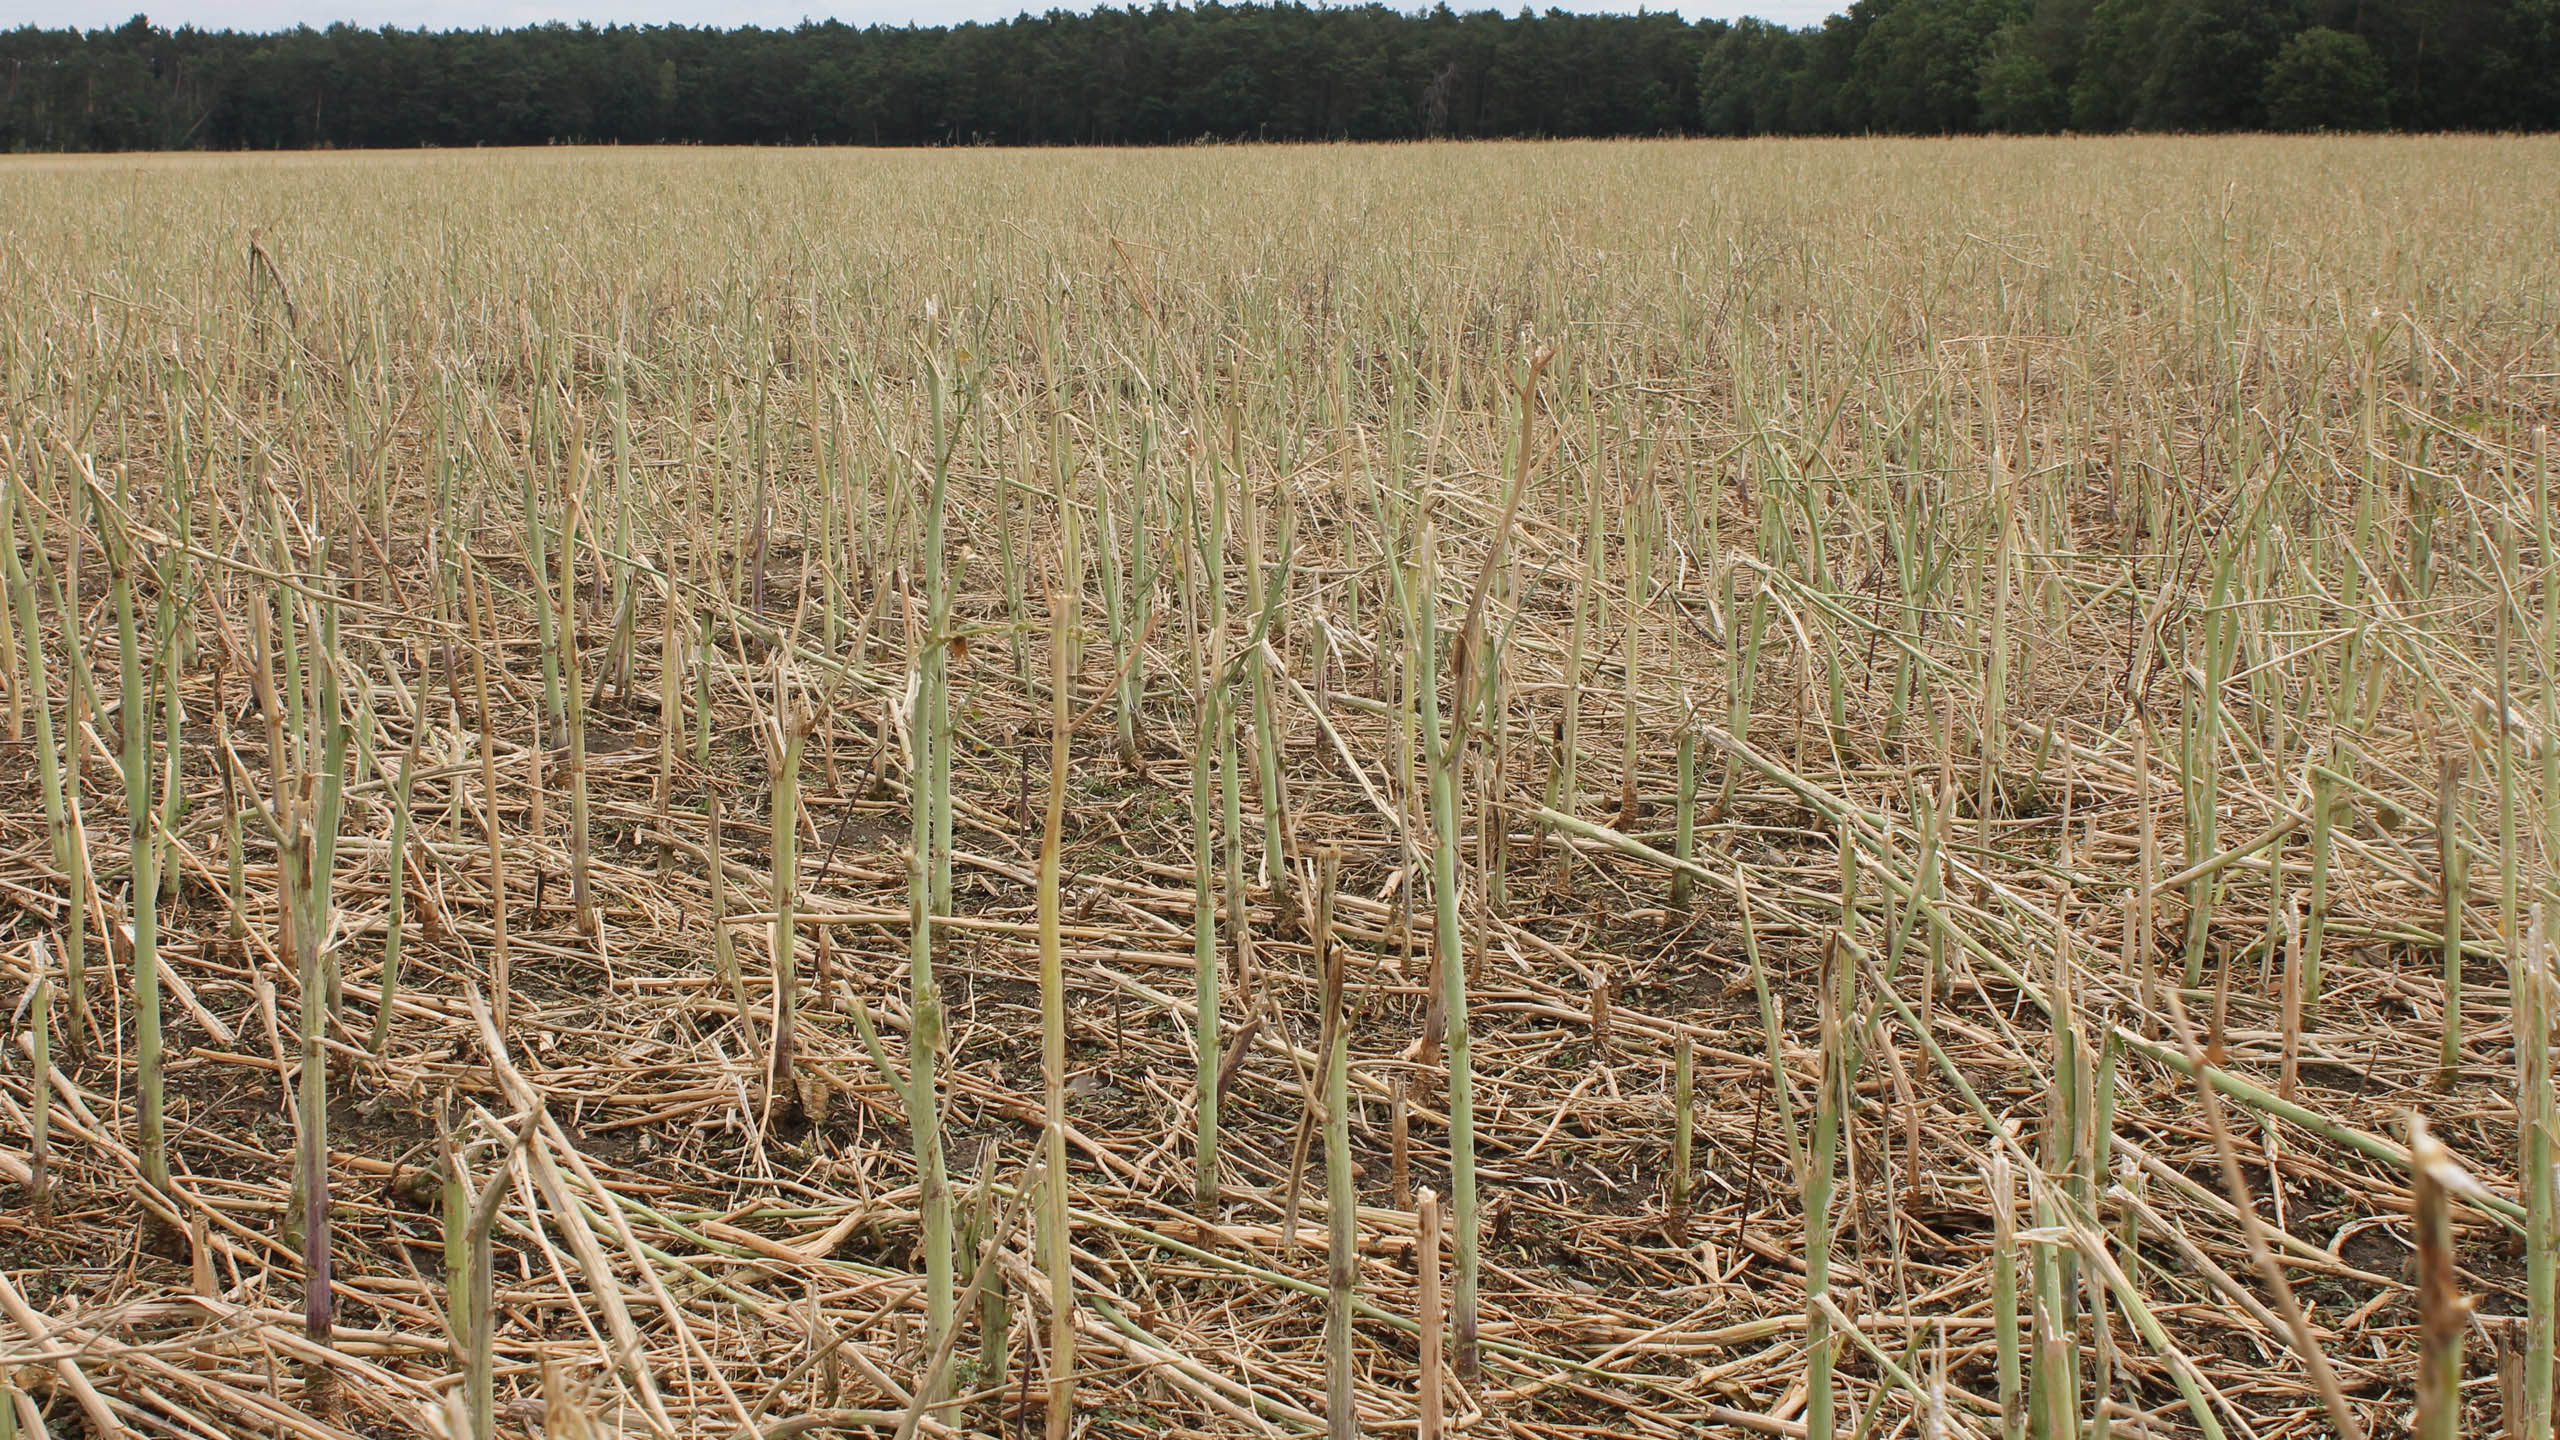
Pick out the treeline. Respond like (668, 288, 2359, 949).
(3, 0, 2552, 152)
(1707, 0, 2557, 133)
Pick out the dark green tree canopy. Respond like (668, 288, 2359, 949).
(2263, 26, 2391, 129)
(0, 0, 2548, 151)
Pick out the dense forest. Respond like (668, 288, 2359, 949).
(3, 0, 2554, 151)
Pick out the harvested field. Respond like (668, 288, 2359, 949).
(1, 137, 2558, 1440)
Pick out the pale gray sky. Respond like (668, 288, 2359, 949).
(14, 0, 1839, 38)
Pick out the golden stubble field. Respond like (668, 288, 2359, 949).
(1, 136, 2557, 1439)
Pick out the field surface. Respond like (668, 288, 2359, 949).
(2, 138, 2559, 1440)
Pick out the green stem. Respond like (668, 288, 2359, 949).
(1415, 510, 1479, 1380)
(2439, 754, 2468, 1091)
(1991, 1154, 2021, 1440)
(1318, 850, 1354, 1440)
(3, 501, 77, 1044)
(106, 489, 169, 1200)
(370, 657, 436, 1057)
(771, 705, 810, 1100)
(1038, 584, 1078, 1440)
(909, 364, 957, 1379)
(1670, 729, 1696, 912)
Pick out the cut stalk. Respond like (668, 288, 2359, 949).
(0, 463, 14, 744)
(1038, 585, 1077, 1440)
(313, 597, 348, 1021)
(2411, 1116, 2469, 1440)
(221, 705, 247, 951)
(105, 486, 169, 1202)
(2439, 753, 2469, 1092)
(1195, 469, 1234, 1217)
(438, 1097, 468, 1384)
(925, 376, 960, 922)
(25, 969, 50, 1224)
(370, 654, 437, 1057)
(3, 500, 79, 1044)
(465, 561, 511, 1035)
(908, 373, 957, 1371)
(444, 1105, 535, 1440)
(1740, 867, 1804, 1180)
(2305, 753, 2335, 1027)
(966, 1153, 1008, 1405)
(1991, 1152, 2021, 1440)
(2279, 898, 2303, 1102)
(1098, 468, 1140, 768)
(2029, 1186, 2074, 1439)
(1554, 464, 1602, 833)
(2520, 902, 2554, 1440)
(1242, 485, 1290, 888)
(1669, 1031, 1693, 1239)
(1417, 1187, 1443, 1440)
(525, 461, 561, 727)
(284, 809, 335, 1413)
(769, 696, 812, 1111)
(2183, 552, 2236, 988)
(1317, 848, 1355, 1440)
(653, 562, 682, 872)
(1415, 505, 1481, 1379)
(1670, 727, 1696, 913)
(1802, 938, 1847, 1440)
(562, 495, 594, 941)
(1717, 570, 1767, 821)
(693, 605, 715, 768)
(707, 791, 757, 1062)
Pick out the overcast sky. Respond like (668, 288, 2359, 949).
(14, 0, 1840, 38)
